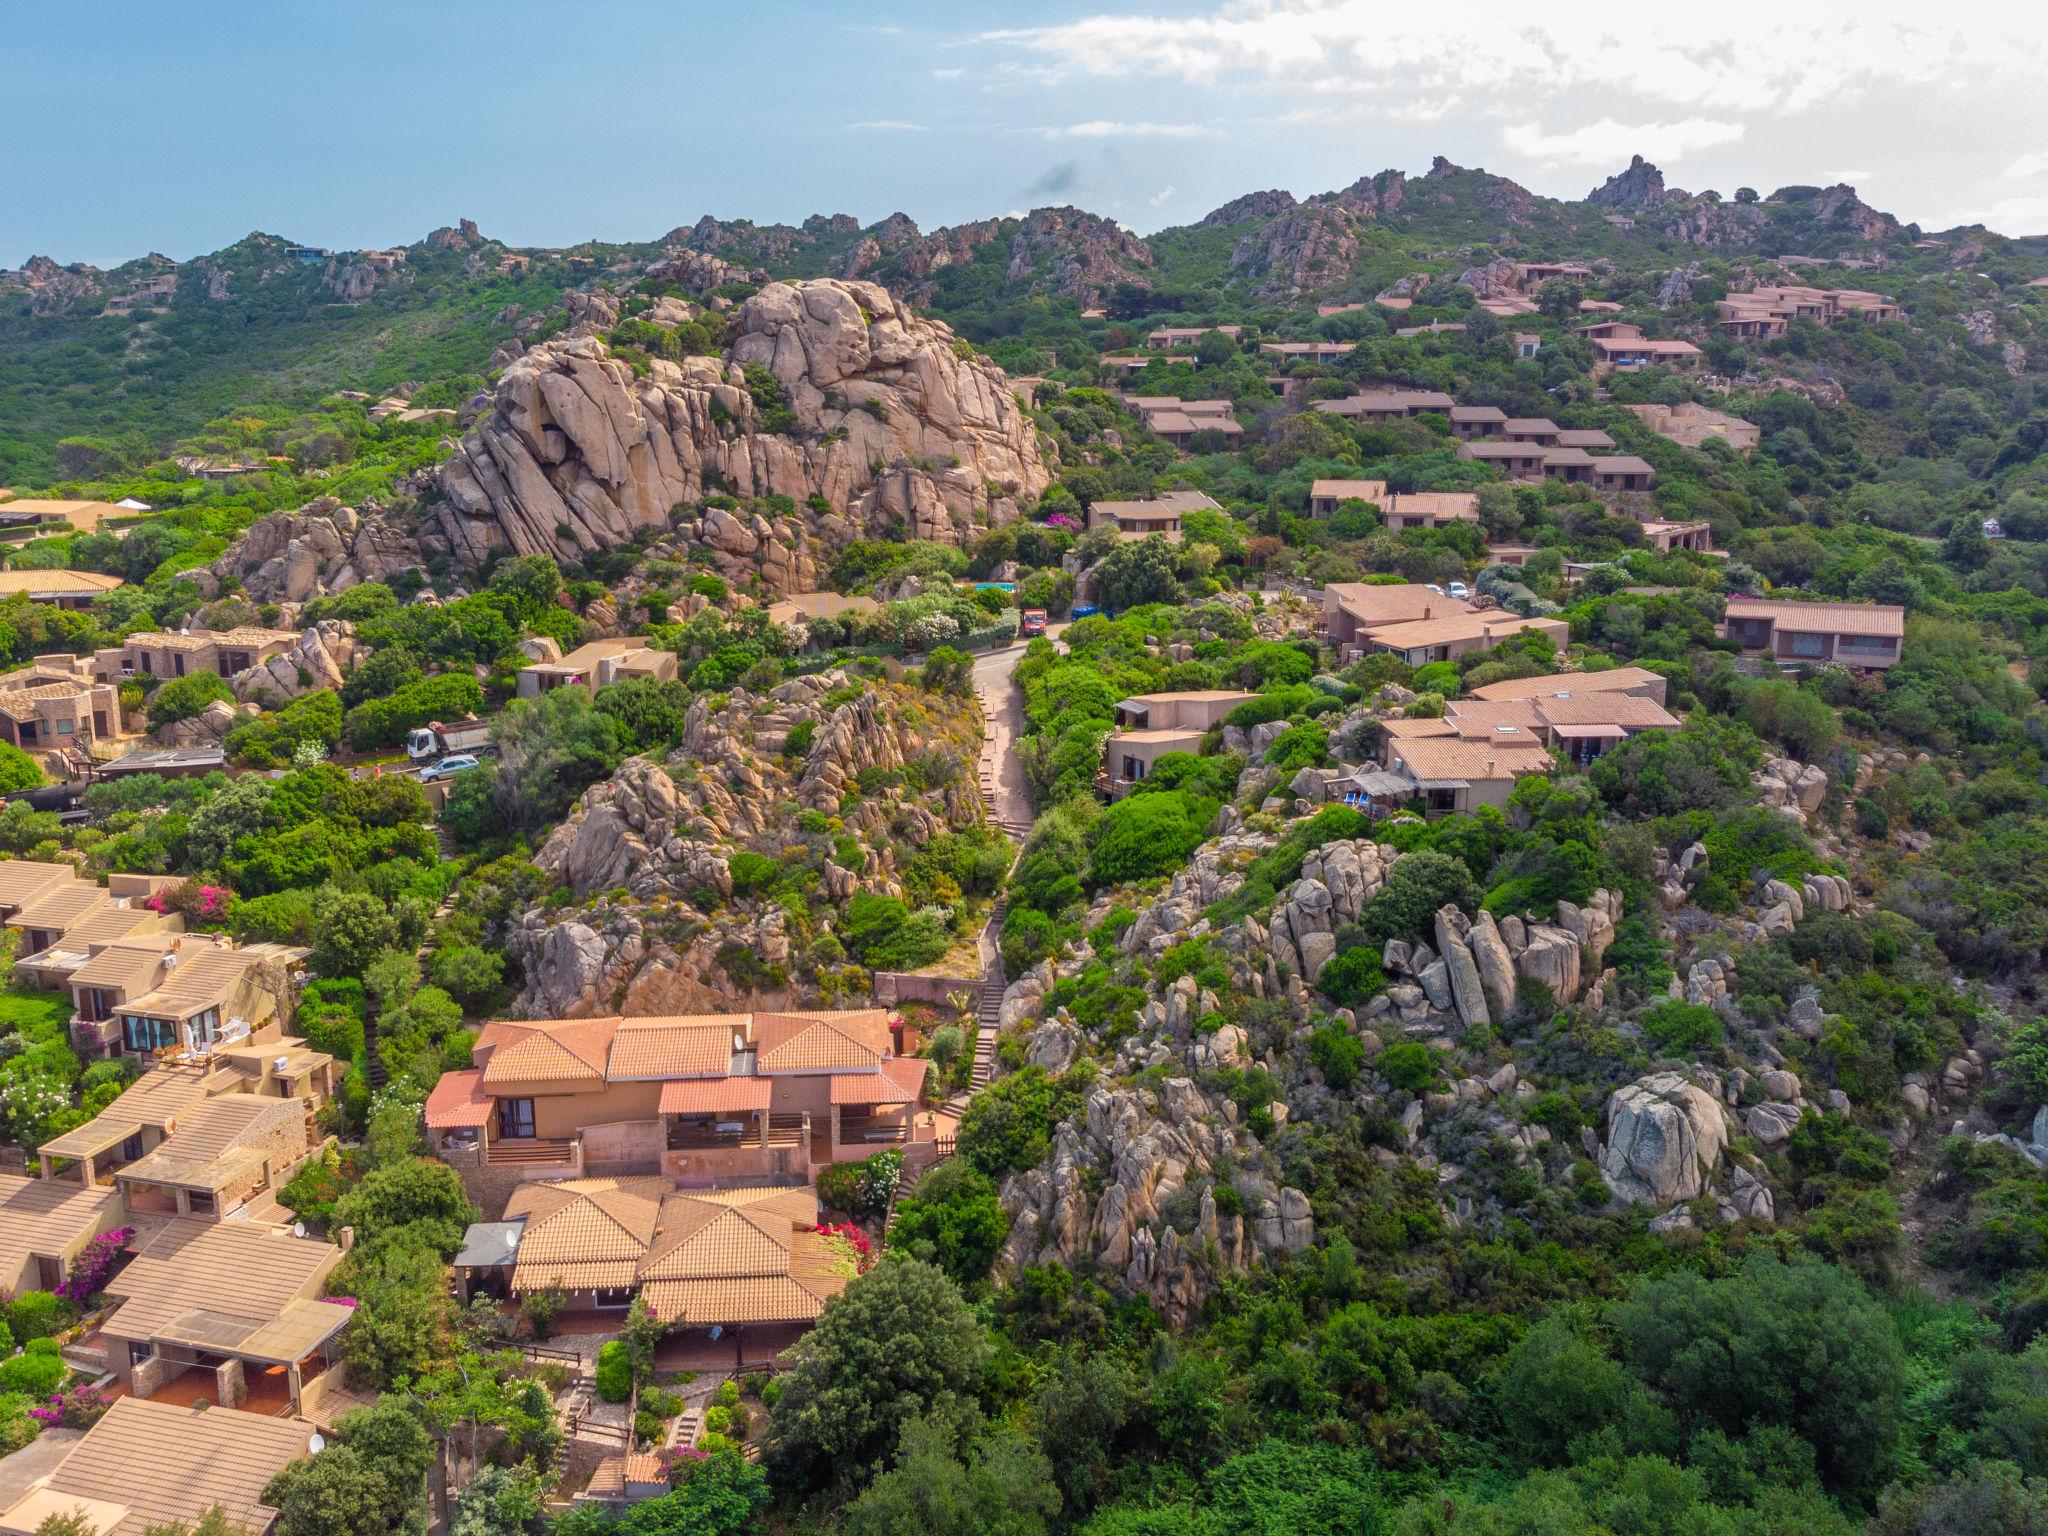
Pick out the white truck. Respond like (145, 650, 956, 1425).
(406, 718, 493, 763)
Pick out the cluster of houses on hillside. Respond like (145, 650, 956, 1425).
(1717, 285, 1899, 338)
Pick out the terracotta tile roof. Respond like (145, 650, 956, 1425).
(1724, 596, 1905, 638)
(0, 1397, 311, 1536)
(1389, 735, 1554, 785)
(1309, 478, 1388, 502)
(640, 1205, 794, 1281)
(479, 1017, 619, 1086)
(608, 1018, 738, 1079)
(101, 1217, 342, 1345)
(830, 1056, 929, 1106)
(0, 1172, 122, 1284)
(66, 933, 179, 992)
(658, 1077, 772, 1115)
(1360, 613, 1563, 651)
(1502, 418, 1559, 435)
(1378, 717, 1457, 739)
(1531, 693, 1680, 729)
(424, 1067, 492, 1129)
(1384, 492, 1479, 521)
(504, 1177, 668, 1294)
(38, 1064, 215, 1159)
(1553, 429, 1616, 449)
(1449, 405, 1506, 422)
(6, 879, 108, 933)
(117, 1095, 308, 1193)
(1324, 582, 1471, 628)
(0, 568, 124, 598)
(1468, 666, 1664, 702)
(0, 859, 79, 913)
(641, 1273, 847, 1326)
(1591, 455, 1656, 476)
(754, 1012, 891, 1074)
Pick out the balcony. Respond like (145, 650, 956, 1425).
(485, 1137, 578, 1167)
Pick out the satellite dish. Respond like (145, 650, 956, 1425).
(292, 1222, 306, 1238)
(307, 1433, 326, 1455)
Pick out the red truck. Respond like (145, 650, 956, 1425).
(1021, 608, 1048, 638)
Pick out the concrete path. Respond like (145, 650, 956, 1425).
(971, 625, 1065, 840)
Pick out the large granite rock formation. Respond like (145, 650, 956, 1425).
(429, 279, 1051, 572)
(212, 499, 425, 604)
(1600, 1072, 1728, 1206)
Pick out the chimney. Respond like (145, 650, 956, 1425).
(1486, 758, 1496, 774)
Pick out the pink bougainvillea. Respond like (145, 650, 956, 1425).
(815, 1221, 875, 1271)
(29, 1385, 110, 1430)
(55, 1227, 133, 1303)
(1043, 513, 1079, 529)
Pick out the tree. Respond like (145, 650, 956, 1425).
(1360, 851, 1479, 944)
(448, 1466, 543, 1536)
(843, 1418, 1060, 1536)
(332, 1228, 460, 1388)
(766, 1259, 988, 1480)
(0, 741, 41, 793)
(1610, 1253, 1905, 1498)
(332, 1157, 478, 1249)
(1036, 1350, 1140, 1515)
(485, 687, 625, 836)
(1493, 1318, 1630, 1466)
(593, 676, 692, 753)
(263, 1447, 393, 1536)
(1191, 329, 1238, 366)
(148, 671, 236, 726)
(619, 1451, 767, 1536)
(888, 1161, 1010, 1289)
(311, 887, 399, 979)
(1093, 539, 1181, 613)
(1088, 791, 1214, 886)
(331, 1399, 436, 1529)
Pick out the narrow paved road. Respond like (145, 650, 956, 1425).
(973, 641, 1037, 839)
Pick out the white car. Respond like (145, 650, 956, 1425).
(1425, 584, 1444, 596)
(1447, 581, 1472, 600)
(418, 754, 481, 783)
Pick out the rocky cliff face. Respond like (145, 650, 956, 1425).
(1001, 207, 1153, 303)
(1200, 190, 1298, 227)
(210, 498, 425, 604)
(1587, 155, 1668, 210)
(508, 670, 987, 1018)
(428, 278, 1053, 573)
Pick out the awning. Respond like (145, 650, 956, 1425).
(1411, 778, 1472, 791)
(424, 1068, 491, 1129)
(1550, 723, 1626, 739)
(1345, 769, 1413, 797)
(659, 1077, 772, 1115)
(453, 1218, 526, 1270)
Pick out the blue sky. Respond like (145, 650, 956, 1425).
(8, 0, 2048, 268)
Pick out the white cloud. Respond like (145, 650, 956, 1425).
(2008, 151, 2048, 179)
(931, 66, 966, 80)
(1822, 170, 1874, 182)
(1021, 120, 1217, 139)
(984, 2, 2048, 118)
(1501, 117, 1744, 167)
(848, 120, 927, 132)
(1150, 184, 1178, 207)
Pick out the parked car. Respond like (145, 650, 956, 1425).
(1021, 608, 1048, 637)
(1071, 604, 1102, 619)
(1447, 581, 1472, 600)
(418, 754, 481, 783)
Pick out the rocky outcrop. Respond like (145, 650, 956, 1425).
(232, 622, 364, 704)
(1200, 190, 1298, 227)
(1755, 756, 1829, 823)
(1226, 170, 1407, 299)
(645, 247, 763, 293)
(429, 279, 1052, 572)
(1000, 1080, 1312, 1324)
(1003, 207, 1153, 304)
(1600, 1072, 1728, 1206)
(1587, 155, 1667, 211)
(509, 670, 984, 1017)
(212, 499, 425, 603)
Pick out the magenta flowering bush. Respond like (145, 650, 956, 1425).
(55, 1227, 133, 1303)
(1043, 513, 1079, 529)
(28, 1385, 110, 1430)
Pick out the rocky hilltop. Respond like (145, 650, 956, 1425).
(509, 669, 989, 1018)
(428, 277, 1052, 573)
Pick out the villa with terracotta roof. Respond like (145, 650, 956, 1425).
(1087, 488, 1221, 542)
(1314, 388, 1455, 420)
(516, 636, 679, 699)
(1588, 335, 1703, 371)
(427, 1010, 935, 1202)
(1145, 325, 1242, 350)
(1720, 596, 1906, 670)
(1321, 583, 1568, 664)
(58, 932, 310, 1061)
(0, 568, 124, 609)
(1717, 285, 1899, 338)
(1513, 262, 1593, 290)
(0, 1397, 313, 1536)
(1308, 479, 1389, 516)
(1259, 340, 1355, 363)
(0, 654, 125, 757)
(1120, 397, 1243, 448)
(111, 624, 299, 682)
(1468, 665, 1669, 706)
(97, 1217, 352, 1417)
(1449, 405, 1507, 439)
(0, 1169, 125, 1294)
(1099, 690, 1260, 797)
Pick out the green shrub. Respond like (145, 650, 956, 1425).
(1263, 722, 1330, 773)
(0, 1349, 64, 1397)
(595, 1341, 632, 1402)
(1308, 1024, 1365, 1090)
(4, 1290, 68, 1342)
(1088, 791, 1215, 887)
(1377, 1041, 1439, 1094)
(728, 852, 779, 895)
(343, 673, 487, 751)
(1640, 999, 1723, 1054)
(1316, 947, 1386, 1007)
